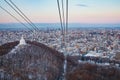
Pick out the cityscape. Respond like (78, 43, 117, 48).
(0, 0, 120, 80)
(0, 28, 120, 59)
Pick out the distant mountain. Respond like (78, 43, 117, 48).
(0, 23, 120, 31)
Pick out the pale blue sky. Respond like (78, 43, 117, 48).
(0, 0, 120, 23)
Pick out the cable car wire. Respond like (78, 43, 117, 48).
(4, 0, 38, 31)
(57, 0, 64, 35)
(61, 0, 66, 35)
(9, 0, 39, 31)
(0, 5, 34, 33)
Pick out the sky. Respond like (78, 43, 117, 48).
(0, 0, 120, 24)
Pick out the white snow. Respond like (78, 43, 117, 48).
(9, 45, 19, 54)
(85, 51, 102, 57)
(63, 58, 67, 80)
(78, 60, 120, 67)
(64, 59, 67, 74)
(7, 35, 27, 55)
(104, 63, 110, 66)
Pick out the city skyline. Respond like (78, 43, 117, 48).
(0, 0, 120, 24)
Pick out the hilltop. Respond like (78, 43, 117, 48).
(0, 41, 120, 80)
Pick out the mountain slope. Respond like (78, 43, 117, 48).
(0, 41, 64, 80)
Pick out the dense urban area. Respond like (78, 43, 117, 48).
(0, 28, 120, 80)
(0, 29, 120, 58)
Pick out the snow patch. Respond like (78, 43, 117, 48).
(85, 51, 102, 57)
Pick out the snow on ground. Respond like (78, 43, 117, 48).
(7, 36, 27, 56)
(85, 51, 102, 57)
(78, 60, 120, 68)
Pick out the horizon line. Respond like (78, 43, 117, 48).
(0, 22, 120, 25)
